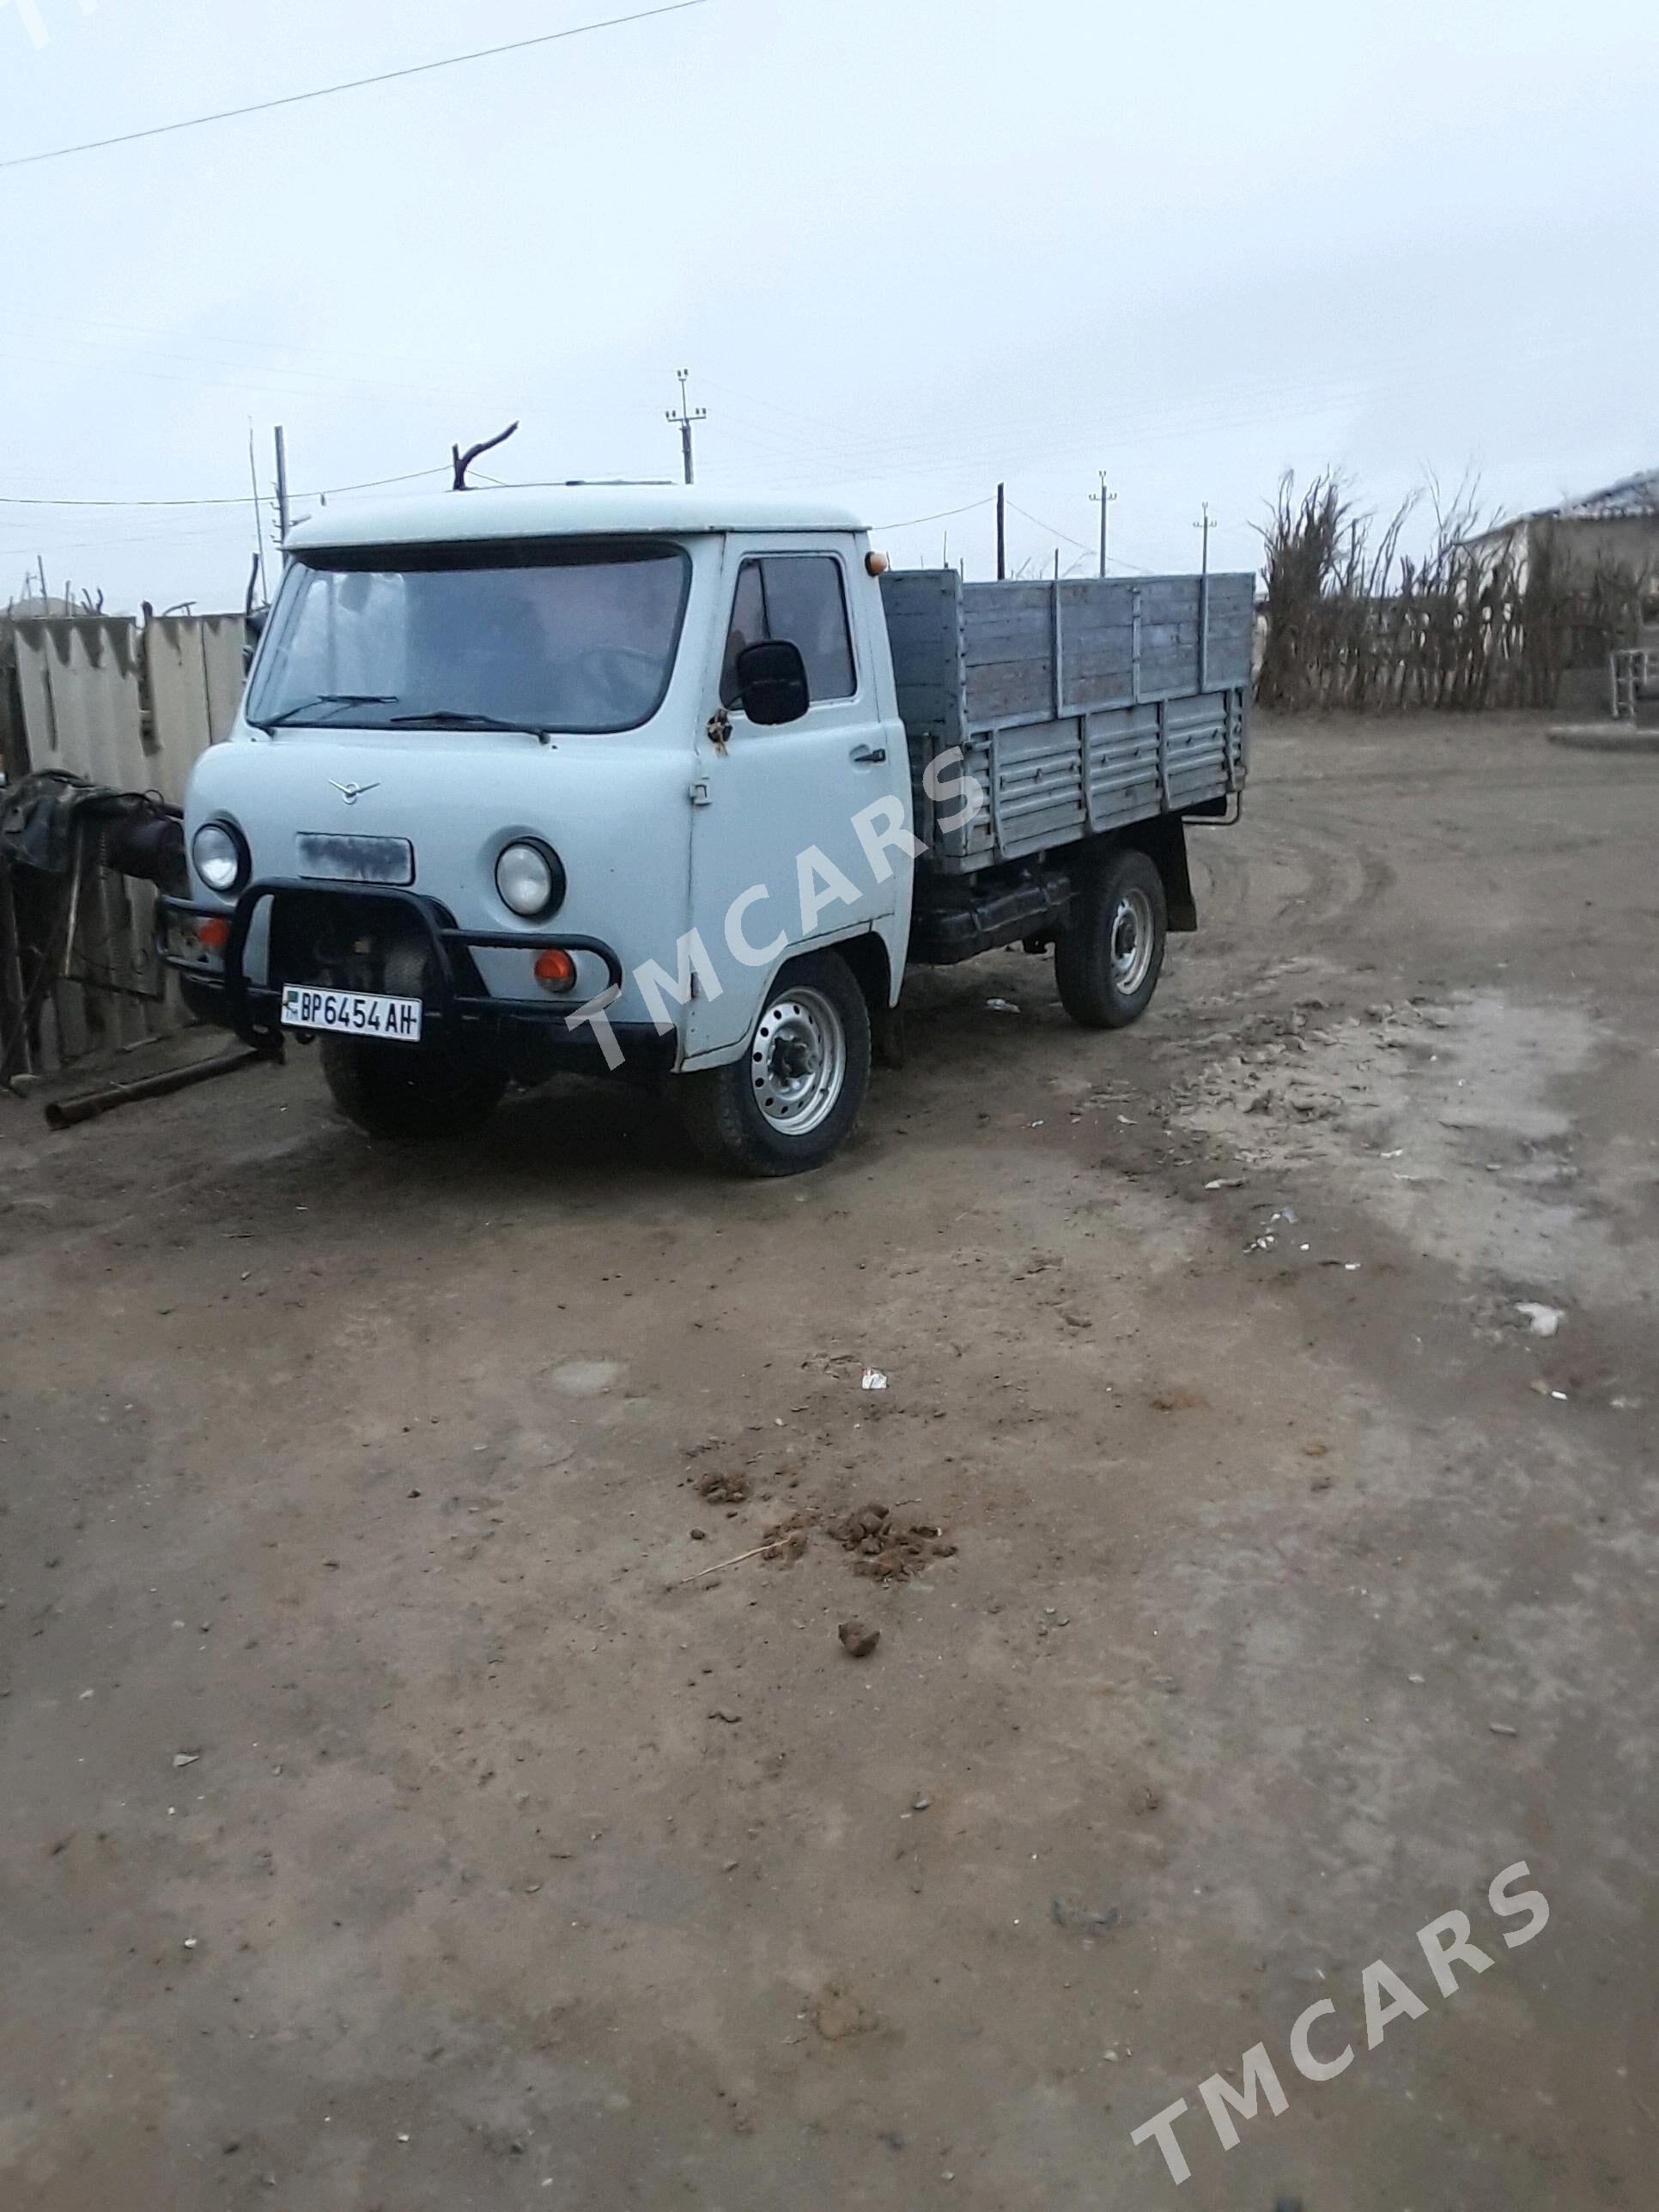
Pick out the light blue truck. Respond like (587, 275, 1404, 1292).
(161, 486, 1249, 1174)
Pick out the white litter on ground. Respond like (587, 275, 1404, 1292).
(1516, 1301, 1565, 1338)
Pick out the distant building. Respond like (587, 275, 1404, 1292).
(1470, 469, 1659, 602)
(5, 594, 88, 619)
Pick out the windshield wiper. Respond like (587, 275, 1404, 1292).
(386, 708, 552, 736)
(250, 693, 397, 732)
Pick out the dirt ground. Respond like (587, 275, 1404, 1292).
(2, 712, 1656, 2211)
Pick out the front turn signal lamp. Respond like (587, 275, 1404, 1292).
(533, 948, 578, 993)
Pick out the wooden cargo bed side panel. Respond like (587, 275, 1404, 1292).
(1059, 581, 1138, 708)
(1201, 574, 1255, 690)
(960, 586, 1058, 667)
(920, 732, 997, 871)
(962, 581, 1056, 727)
(1204, 573, 1255, 637)
(1163, 691, 1232, 809)
(1140, 633, 1199, 690)
(881, 568, 966, 856)
(1060, 617, 1136, 707)
(1085, 703, 1163, 830)
(984, 720, 1085, 859)
(1138, 577, 1205, 697)
(964, 659, 1056, 726)
(879, 568, 965, 739)
(884, 609, 963, 729)
(884, 570, 1251, 869)
(1138, 578, 1204, 626)
(954, 572, 1255, 725)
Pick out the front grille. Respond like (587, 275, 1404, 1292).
(265, 888, 450, 1001)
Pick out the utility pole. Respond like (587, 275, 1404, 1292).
(1091, 472, 1117, 577)
(1194, 501, 1214, 692)
(665, 369, 706, 486)
(274, 425, 291, 544)
(996, 482, 1006, 581)
(247, 428, 269, 605)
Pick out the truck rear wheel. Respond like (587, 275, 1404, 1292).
(1054, 847, 1167, 1028)
(678, 951, 872, 1177)
(320, 1036, 507, 1140)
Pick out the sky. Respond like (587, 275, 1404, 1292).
(0, 0, 1651, 613)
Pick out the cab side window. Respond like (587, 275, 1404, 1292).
(719, 562, 768, 706)
(720, 555, 857, 710)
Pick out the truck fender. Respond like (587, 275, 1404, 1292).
(684, 927, 894, 1076)
(793, 928, 896, 1056)
(830, 928, 895, 1031)
(1122, 815, 1197, 934)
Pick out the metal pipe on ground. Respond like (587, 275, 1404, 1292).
(43, 1044, 281, 1130)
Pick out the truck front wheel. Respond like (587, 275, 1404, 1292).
(320, 1036, 507, 1140)
(1054, 847, 1168, 1028)
(678, 951, 872, 1176)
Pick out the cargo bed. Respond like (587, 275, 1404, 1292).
(880, 568, 1252, 872)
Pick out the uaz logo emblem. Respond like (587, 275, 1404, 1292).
(331, 781, 379, 805)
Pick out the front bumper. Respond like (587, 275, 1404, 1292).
(158, 880, 670, 1079)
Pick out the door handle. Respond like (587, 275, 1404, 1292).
(850, 744, 887, 765)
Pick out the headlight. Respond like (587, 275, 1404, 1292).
(192, 821, 247, 896)
(495, 840, 564, 919)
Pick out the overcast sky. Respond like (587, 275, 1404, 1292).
(0, 0, 1651, 613)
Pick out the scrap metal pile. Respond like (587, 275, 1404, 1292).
(0, 769, 183, 1088)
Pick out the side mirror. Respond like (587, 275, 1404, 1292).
(735, 639, 810, 726)
(243, 603, 269, 674)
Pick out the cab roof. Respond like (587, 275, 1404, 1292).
(284, 483, 870, 554)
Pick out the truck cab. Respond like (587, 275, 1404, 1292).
(166, 488, 913, 1172)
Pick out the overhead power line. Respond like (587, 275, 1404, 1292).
(0, 0, 712, 173)
(874, 495, 996, 532)
(1007, 496, 1153, 573)
(0, 466, 450, 510)
(1006, 497, 1093, 555)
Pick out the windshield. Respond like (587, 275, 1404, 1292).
(246, 537, 692, 736)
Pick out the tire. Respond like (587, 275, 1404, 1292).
(320, 1036, 507, 1140)
(678, 951, 872, 1177)
(1054, 846, 1168, 1029)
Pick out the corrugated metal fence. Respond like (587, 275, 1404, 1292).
(1, 612, 245, 1079)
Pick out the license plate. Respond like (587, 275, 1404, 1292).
(280, 984, 423, 1042)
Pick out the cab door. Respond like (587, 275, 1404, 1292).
(684, 538, 908, 1062)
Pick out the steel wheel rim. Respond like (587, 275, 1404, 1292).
(1110, 887, 1155, 995)
(750, 985, 846, 1136)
